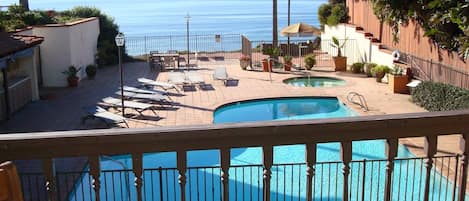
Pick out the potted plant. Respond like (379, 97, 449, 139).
(304, 54, 316, 70)
(283, 55, 293, 71)
(370, 65, 390, 82)
(388, 66, 409, 94)
(351, 62, 364, 74)
(262, 47, 280, 72)
(62, 65, 81, 87)
(85, 64, 97, 79)
(239, 55, 251, 70)
(364, 63, 377, 77)
(330, 36, 347, 71)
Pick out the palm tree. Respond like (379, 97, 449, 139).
(273, 0, 278, 48)
(19, 0, 29, 10)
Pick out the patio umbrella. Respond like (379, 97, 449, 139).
(280, 22, 320, 74)
(280, 22, 321, 37)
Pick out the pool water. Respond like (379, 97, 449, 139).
(68, 97, 466, 201)
(283, 77, 346, 87)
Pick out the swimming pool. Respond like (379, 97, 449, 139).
(283, 76, 346, 87)
(67, 97, 465, 201)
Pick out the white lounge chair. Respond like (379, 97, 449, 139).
(138, 78, 181, 93)
(213, 67, 237, 86)
(116, 91, 173, 106)
(102, 97, 158, 116)
(82, 106, 129, 128)
(185, 71, 208, 88)
(168, 72, 187, 85)
(122, 86, 166, 95)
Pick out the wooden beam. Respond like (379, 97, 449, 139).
(263, 145, 273, 201)
(132, 153, 143, 201)
(341, 141, 352, 201)
(423, 136, 437, 201)
(384, 138, 398, 201)
(220, 147, 230, 201)
(459, 133, 469, 201)
(305, 142, 316, 201)
(177, 150, 187, 201)
(42, 158, 56, 201)
(88, 155, 101, 201)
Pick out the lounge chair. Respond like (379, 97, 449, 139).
(101, 97, 158, 116)
(185, 71, 208, 88)
(138, 78, 181, 93)
(213, 67, 238, 86)
(168, 72, 187, 85)
(116, 91, 173, 106)
(82, 106, 129, 128)
(122, 86, 166, 95)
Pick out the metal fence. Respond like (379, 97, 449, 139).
(19, 154, 465, 201)
(241, 38, 357, 70)
(124, 34, 242, 60)
(403, 54, 469, 89)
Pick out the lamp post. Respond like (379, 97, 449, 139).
(185, 13, 191, 69)
(115, 33, 125, 117)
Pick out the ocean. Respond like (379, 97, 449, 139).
(1, 0, 326, 41)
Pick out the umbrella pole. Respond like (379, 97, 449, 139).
(268, 58, 272, 83)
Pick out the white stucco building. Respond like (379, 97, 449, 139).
(16, 17, 100, 87)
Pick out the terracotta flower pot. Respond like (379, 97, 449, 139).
(262, 60, 273, 72)
(333, 56, 347, 71)
(67, 76, 79, 87)
(284, 63, 292, 71)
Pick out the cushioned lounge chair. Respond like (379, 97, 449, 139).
(102, 97, 158, 116)
(116, 91, 173, 106)
(185, 71, 208, 88)
(138, 78, 181, 93)
(82, 106, 129, 128)
(122, 86, 167, 95)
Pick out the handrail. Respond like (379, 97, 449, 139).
(2, 109, 469, 201)
(347, 92, 369, 111)
(1, 110, 469, 160)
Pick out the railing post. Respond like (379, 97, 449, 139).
(220, 147, 230, 201)
(459, 133, 469, 201)
(384, 138, 398, 201)
(42, 158, 56, 201)
(132, 153, 143, 201)
(341, 141, 352, 201)
(88, 155, 101, 201)
(305, 143, 316, 201)
(263, 145, 273, 201)
(423, 136, 438, 201)
(159, 167, 164, 201)
(177, 150, 187, 201)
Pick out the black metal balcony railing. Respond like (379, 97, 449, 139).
(1, 110, 469, 201)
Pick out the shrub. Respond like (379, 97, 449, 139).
(327, 3, 349, 26)
(411, 81, 469, 111)
(318, 4, 332, 28)
(304, 54, 316, 70)
(351, 62, 364, 73)
(370, 65, 390, 76)
(364, 63, 377, 76)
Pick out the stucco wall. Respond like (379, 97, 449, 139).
(27, 17, 100, 87)
(321, 24, 394, 68)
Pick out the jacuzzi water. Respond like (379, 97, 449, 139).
(283, 77, 346, 87)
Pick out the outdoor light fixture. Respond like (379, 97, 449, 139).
(115, 33, 125, 117)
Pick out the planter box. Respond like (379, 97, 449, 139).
(333, 57, 347, 71)
(388, 75, 409, 94)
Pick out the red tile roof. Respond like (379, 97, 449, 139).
(0, 32, 44, 58)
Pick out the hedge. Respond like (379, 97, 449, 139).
(411, 81, 469, 112)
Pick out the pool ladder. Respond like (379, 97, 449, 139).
(347, 92, 369, 111)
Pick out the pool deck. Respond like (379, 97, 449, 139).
(0, 59, 463, 174)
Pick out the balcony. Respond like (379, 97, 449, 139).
(1, 110, 469, 201)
